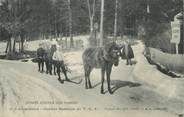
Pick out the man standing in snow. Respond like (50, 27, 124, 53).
(121, 40, 134, 65)
(52, 45, 69, 83)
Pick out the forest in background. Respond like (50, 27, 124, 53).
(0, 0, 183, 54)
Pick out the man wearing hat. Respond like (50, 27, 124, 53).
(52, 45, 69, 83)
(121, 40, 134, 65)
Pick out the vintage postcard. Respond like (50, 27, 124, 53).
(0, 0, 183, 117)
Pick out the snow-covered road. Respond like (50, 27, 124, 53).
(0, 41, 183, 117)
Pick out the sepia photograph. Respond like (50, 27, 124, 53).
(0, 0, 184, 117)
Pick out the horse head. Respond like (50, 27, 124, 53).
(103, 42, 122, 66)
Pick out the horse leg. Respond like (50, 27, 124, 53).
(101, 66, 105, 94)
(87, 67, 92, 89)
(38, 59, 41, 72)
(106, 63, 113, 94)
(126, 59, 129, 65)
(129, 59, 132, 65)
(52, 60, 56, 75)
(45, 61, 49, 74)
(61, 62, 69, 81)
(41, 58, 44, 72)
(57, 63, 64, 83)
(84, 71, 88, 89)
(49, 62, 52, 75)
(84, 65, 89, 89)
(57, 66, 61, 79)
(54, 65, 56, 75)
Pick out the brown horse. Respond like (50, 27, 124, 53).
(36, 44, 57, 75)
(44, 44, 57, 75)
(82, 42, 121, 94)
(36, 47, 45, 73)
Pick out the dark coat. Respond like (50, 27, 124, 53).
(121, 44, 134, 59)
(37, 47, 45, 58)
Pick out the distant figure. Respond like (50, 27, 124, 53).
(52, 45, 69, 83)
(121, 40, 134, 65)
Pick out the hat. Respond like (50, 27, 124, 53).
(56, 45, 62, 51)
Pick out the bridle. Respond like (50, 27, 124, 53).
(103, 45, 121, 63)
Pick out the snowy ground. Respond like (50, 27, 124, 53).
(0, 38, 184, 117)
(24, 35, 89, 51)
(0, 42, 6, 54)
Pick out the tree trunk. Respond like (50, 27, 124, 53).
(119, 0, 124, 38)
(183, 0, 184, 53)
(13, 37, 16, 52)
(49, 14, 52, 40)
(42, 33, 45, 40)
(90, 18, 94, 33)
(87, 0, 96, 33)
(113, 0, 118, 41)
(54, 11, 57, 39)
(9, 38, 12, 52)
(65, 36, 68, 49)
(20, 35, 24, 53)
(87, 0, 97, 47)
(19, 41, 21, 52)
(5, 40, 10, 53)
(68, 0, 74, 48)
(100, 0, 104, 47)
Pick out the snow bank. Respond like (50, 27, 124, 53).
(149, 47, 184, 73)
(63, 51, 83, 75)
(0, 64, 84, 117)
(25, 35, 89, 51)
(132, 41, 184, 101)
(0, 42, 7, 53)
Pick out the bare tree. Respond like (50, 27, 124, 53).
(87, 0, 96, 33)
(0, 0, 29, 53)
(113, 0, 118, 41)
(183, 0, 184, 46)
(68, 0, 74, 48)
(100, 0, 104, 47)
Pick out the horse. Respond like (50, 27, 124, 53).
(36, 41, 57, 75)
(82, 42, 121, 94)
(44, 44, 57, 75)
(36, 47, 45, 73)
